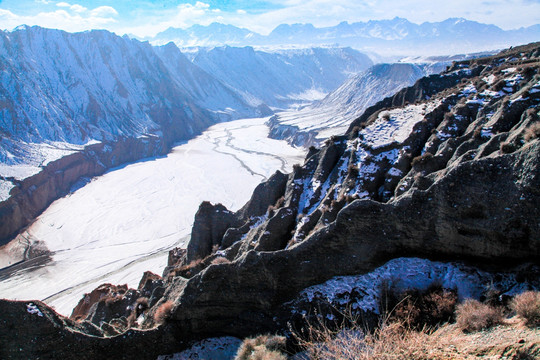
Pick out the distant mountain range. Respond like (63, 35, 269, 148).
(186, 46, 372, 108)
(149, 17, 540, 55)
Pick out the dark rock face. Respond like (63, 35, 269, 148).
(2, 42, 540, 359)
(0, 300, 177, 360)
(186, 202, 240, 263)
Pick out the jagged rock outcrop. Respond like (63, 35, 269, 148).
(186, 202, 240, 263)
(0, 299, 179, 360)
(155, 42, 540, 338)
(2, 42, 540, 359)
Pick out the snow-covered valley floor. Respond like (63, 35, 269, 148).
(0, 117, 305, 316)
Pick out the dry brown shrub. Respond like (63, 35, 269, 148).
(456, 299, 503, 333)
(381, 111, 391, 121)
(411, 152, 433, 167)
(179, 258, 202, 272)
(235, 334, 287, 360)
(387, 284, 458, 330)
(154, 300, 174, 324)
(524, 122, 540, 142)
(500, 141, 515, 153)
(296, 318, 449, 360)
(211, 257, 230, 265)
(510, 291, 540, 326)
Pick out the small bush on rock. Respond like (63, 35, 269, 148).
(411, 152, 433, 167)
(510, 291, 540, 326)
(154, 300, 174, 324)
(387, 284, 458, 329)
(211, 257, 230, 265)
(500, 141, 515, 153)
(235, 334, 287, 360)
(456, 299, 503, 332)
(524, 122, 540, 142)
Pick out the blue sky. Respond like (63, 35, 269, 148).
(0, 0, 539, 37)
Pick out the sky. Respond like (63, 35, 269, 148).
(0, 0, 539, 37)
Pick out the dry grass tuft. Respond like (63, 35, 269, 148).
(524, 122, 540, 142)
(387, 284, 458, 330)
(456, 299, 503, 333)
(296, 319, 453, 360)
(154, 300, 174, 324)
(211, 256, 230, 265)
(235, 334, 287, 360)
(510, 291, 540, 326)
(411, 152, 433, 167)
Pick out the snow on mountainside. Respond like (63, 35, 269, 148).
(153, 42, 260, 121)
(151, 18, 540, 55)
(268, 63, 438, 146)
(0, 26, 219, 183)
(0, 26, 373, 193)
(187, 46, 373, 109)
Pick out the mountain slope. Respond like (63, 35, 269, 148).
(188, 46, 373, 109)
(0, 26, 212, 176)
(151, 18, 540, 55)
(268, 62, 432, 146)
(0, 26, 262, 244)
(153, 42, 260, 121)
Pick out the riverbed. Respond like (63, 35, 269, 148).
(0, 117, 305, 315)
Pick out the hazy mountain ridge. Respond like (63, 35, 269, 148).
(152, 17, 540, 55)
(186, 46, 373, 108)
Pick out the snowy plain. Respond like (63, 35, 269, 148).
(0, 117, 305, 316)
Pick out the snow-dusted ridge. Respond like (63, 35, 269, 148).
(151, 18, 540, 56)
(268, 62, 443, 146)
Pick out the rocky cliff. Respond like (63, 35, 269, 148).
(1, 42, 540, 359)
(0, 136, 167, 246)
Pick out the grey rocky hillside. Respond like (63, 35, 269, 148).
(267, 62, 445, 147)
(1, 42, 540, 359)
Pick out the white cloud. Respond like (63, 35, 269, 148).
(0, 5, 119, 33)
(70, 4, 87, 13)
(90, 6, 118, 17)
(4, 0, 540, 38)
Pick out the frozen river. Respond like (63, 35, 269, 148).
(0, 117, 305, 315)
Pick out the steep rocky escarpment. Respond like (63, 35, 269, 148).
(1, 43, 540, 359)
(0, 136, 167, 247)
(154, 41, 540, 337)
